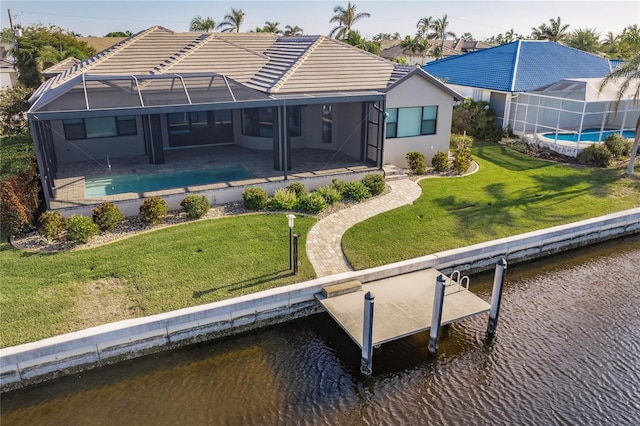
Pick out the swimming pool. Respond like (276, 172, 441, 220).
(542, 128, 635, 143)
(85, 164, 254, 197)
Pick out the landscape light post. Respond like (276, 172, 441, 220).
(287, 214, 295, 270)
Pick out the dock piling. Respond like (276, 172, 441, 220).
(361, 291, 375, 375)
(428, 275, 446, 355)
(487, 258, 507, 336)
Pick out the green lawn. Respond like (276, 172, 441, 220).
(342, 141, 640, 269)
(0, 214, 316, 347)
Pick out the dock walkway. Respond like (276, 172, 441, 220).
(316, 268, 491, 348)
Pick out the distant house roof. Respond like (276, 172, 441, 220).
(423, 40, 615, 93)
(78, 36, 127, 52)
(36, 26, 412, 99)
(380, 38, 492, 63)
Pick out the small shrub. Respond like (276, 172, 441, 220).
(577, 144, 613, 167)
(406, 151, 426, 175)
(38, 211, 66, 242)
(342, 181, 371, 201)
(92, 202, 124, 231)
(0, 180, 31, 237)
(180, 195, 210, 219)
(431, 151, 449, 172)
(315, 185, 342, 205)
(285, 182, 307, 197)
(296, 192, 328, 214)
(452, 145, 472, 175)
(450, 133, 474, 150)
(138, 197, 168, 225)
(65, 215, 99, 243)
(331, 178, 347, 195)
(361, 174, 385, 196)
(242, 186, 268, 210)
(269, 188, 298, 211)
(604, 134, 632, 158)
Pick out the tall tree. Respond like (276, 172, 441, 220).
(11, 24, 95, 88)
(567, 28, 601, 53)
(216, 8, 245, 33)
(284, 25, 304, 36)
(461, 32, 473, 40)
(531, 16, 570, 43)
(416, 17, 434, 39)
(104, 31, 133, 37)
(400, 35, 429, 64)
(599, 53, 640, 176)
(189, 16, 216, 32)
(329, 2, 370, 40)
(432, 14, 456, 58)
(262, 21, 282, 34)
(617, 25, 640, 59)
(343, 30, 379, 54)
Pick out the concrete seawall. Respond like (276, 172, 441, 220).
(2, 208, 639, 392)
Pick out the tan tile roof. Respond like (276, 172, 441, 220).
(77, 36, 127, 52)
(42, 57, 80, 77)
(37, 26, 416, 100)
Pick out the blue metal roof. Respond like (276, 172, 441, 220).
(423, 40, 614, 93)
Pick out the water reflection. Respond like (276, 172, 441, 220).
(3, 236, 640, 425)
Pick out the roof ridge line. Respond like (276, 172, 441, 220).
(268, 36, 322, 93)
(510, 40, 522, 92)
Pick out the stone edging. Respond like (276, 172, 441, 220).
(1, 207, 639, 392)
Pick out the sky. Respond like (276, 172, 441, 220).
(2, 0, 639, 41)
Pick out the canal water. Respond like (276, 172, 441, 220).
(3, 236, 639, 425)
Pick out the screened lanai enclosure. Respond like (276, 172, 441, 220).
(507, 78, 639, 157)
(28, 73, 386, 214)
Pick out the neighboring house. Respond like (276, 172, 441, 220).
(380, 39, 492, 65)
(423, 40, 616, 128)
(510, 77, 639, 157)
(27, 26, 461, 216)
(0, 43, 17, 90)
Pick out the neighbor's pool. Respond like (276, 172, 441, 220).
(542, 128, 635, 142)
(85, 164, 253, 197)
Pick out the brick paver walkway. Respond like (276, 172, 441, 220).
(306, 178, 422, 276)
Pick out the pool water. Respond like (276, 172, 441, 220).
(85, 164, 253, 197)
(543, 128, 635, 142)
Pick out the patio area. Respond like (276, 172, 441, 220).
(50, 145, 378, 211)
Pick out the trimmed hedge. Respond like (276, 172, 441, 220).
(139, 197, 168, 225)
(432, 151, 449, 172)
(38, 210, 66, 242)
(180, 195, 210, 219)
(361, 174, 385, 196)
(93, 202, 124, 231)
(66, 215, 99, 243)
(242, 187, 269, 210)
(406, 151, 426, 175)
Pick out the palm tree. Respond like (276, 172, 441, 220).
(599, 53, 640, 176)
(461, 32, 473, 40)
(329, 2, 371, 40)
(189, 15, 216, 32)
(531, 17, 570, 43)
(216, 8, 245, 33)
(416, 17, 433, 39)
(262, 21, 282, 34)
(432, 14, 456, 57)
(284, 25, 303, 36)
(567, 28, 601, 53)
(400, 35, 428, 64)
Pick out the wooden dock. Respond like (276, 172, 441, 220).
(316, 268, 491, 349)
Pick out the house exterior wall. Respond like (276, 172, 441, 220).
(51, 117, 146, 163)
(385, 74, 455, 167)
